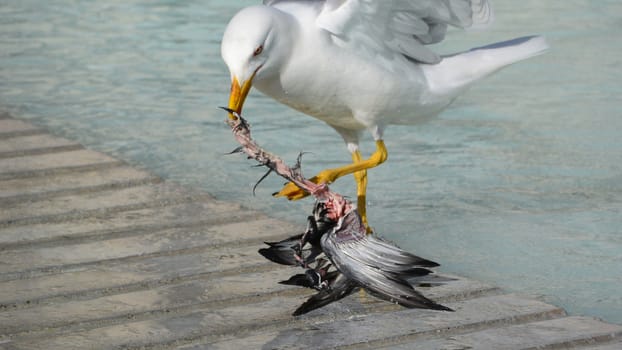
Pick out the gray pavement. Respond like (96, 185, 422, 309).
(1, 114, 620, 349)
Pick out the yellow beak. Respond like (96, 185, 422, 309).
(227, 73, 255, 120)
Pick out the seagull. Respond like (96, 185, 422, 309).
(221, 0, 548, 229)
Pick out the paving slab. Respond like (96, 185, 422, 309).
(0, 134, 81, 157)
(0, 149, 122, 180)
(579, 340, 622, 350)
(0, 238, 275, 284)
(0, 200, 255, 248)
(0, 218, 299, 276)
(0, 165, 159, 202)
(378, 316, 622, 350)
(0, 182, 199, 226)
(0, 119, 42, 137)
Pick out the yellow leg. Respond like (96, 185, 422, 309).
(351, 151, 372, 233)
(274, 140, 387, 228)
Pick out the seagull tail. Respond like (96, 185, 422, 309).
(422, 35, 549, 97)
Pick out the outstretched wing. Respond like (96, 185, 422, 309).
(321, 209, 452, 311)
(264, 0, 494, 63)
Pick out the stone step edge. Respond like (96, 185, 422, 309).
(0, 144, 85, 160)
(0, 160, 124, 181)
(0, 175, 163, 208)
(3, 279, 501, 343)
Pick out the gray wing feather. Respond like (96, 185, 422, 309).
(321, 210, 451, 311)
(323, 235, 450, 310)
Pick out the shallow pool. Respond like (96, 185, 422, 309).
(1, 0, 621, 324)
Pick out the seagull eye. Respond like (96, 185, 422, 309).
(253, 45, 264, 57)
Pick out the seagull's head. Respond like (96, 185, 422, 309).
(221, 5, 294, 120)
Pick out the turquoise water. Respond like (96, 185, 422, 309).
(1, 0, 621, 324)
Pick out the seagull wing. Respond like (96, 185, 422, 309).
(264, 0, 494, 64)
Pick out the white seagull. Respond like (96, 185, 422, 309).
(221, 0, 548, 229)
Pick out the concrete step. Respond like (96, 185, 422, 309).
(0, 217, 299, 277)
(0, 165, 160, 203)
(0, 239, 282, 297)
(579, 340, 622, 350)
(378, 316, 622, 350)
(0, 149, 123, 180)
(0, 133, 82, 158)
(0, 118, 43, 138)
(0, 182, 204, 227)
(0, 199, 257, 249)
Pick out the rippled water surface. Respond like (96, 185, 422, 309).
(1, 0, 621, 324)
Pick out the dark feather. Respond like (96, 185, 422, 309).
(292, 273, 359, 316)
(279, 273, 315, 288)
(259, 233, 322, 266)
(279, 269, 340, 289)
(258, 247, 299, 266)
(253, 168, 273, 196)
(225, 146, 244, 155)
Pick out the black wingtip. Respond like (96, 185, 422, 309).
(292, 306, 308, 317)
(427, 302, 454, 312)
(403, 267, 434, 277)
(407, 295, 454, 312)
(279, 274, 314, 288)
(413, 257, 440, 268)
(441, 305, 455, 312)
(399, 296, 454, 312)
(258, 247, 297, 266)
(219, 106, 235, 114)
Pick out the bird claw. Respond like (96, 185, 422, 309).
(273, 171, 337, 200)
(273, 181, 309, 200)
